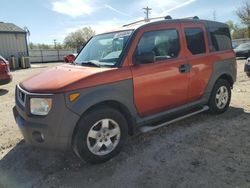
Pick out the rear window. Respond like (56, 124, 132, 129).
(184, 28, 206, 55)
(209, 27, 232, 52)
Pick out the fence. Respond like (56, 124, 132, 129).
(29, 49, 77, 63)
(232, 38, 250, 46)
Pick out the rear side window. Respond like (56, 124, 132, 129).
(184, 28, 206, 55)
(136, 29, 180, 63)
(209, 27, 232, 51)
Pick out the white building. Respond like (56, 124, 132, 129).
(0, 22, 28, 60)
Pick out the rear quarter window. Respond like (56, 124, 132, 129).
(184, 28, 206, 55)
(209, 27, 232, 52)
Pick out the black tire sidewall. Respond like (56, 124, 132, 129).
(74, 106, 128, 164)
(209, 79, 231, 114)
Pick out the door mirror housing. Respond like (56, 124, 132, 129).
(134, 52, 155, 65)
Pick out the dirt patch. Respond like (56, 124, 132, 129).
(0, 63, 62, 158)
(0, 61, 250, 188)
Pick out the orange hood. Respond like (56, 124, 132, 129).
(20, 64, 131, 93)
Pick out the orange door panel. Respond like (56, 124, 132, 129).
(186, 55, 212, 102)
(132, 59, 189, 117)
(180, 23, 213, 103)
(128, 23, 189, 117)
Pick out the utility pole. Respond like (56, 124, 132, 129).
(213, 9, 217, 21)
(143, 6, 152, 22)
(24, 26, 30, 49)
(54, 39, 57, 49)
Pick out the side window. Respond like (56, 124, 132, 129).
(209, 27, 232, 52)
(184, 28, 206, 55)
(136, 29, 180, 64)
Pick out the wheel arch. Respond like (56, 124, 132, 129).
(71, 100, 136, 147)
(217, 73, 234, 87)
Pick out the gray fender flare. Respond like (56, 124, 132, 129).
(203, 59, 236, 101)
(65, 80, 137, 136)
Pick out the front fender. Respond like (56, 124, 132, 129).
(65, 79, 137, 118)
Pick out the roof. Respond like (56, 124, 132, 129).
(98, 17, 228, 34)
(0, 22, 26, 33)
(122, 18, 228, 30)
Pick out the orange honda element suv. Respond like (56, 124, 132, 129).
(13, 17, 236, 163)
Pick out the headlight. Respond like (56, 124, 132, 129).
(30, 98, 52, 116)
(247, 58, 250, 65)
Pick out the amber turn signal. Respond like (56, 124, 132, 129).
(69, 93, 80, 102)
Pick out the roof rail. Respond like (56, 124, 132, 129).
(123, 16, 166, 27)
(123, 15, 199, 27)
(122, 19, 147, 27)
(182, 16, 199, 19)
(165, 15, 172, 19)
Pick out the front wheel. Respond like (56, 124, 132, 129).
(208, 79, 231, 114)
(73, 106, 128, 164)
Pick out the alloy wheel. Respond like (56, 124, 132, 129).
(87, 119, 121, 156)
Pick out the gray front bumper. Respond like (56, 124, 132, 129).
(13, 86, 80, 151)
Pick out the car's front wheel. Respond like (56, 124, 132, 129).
(73, 106, 128, 164)
(208, 79, 231, 114)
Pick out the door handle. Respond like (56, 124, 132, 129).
(179, 64, 192, 73)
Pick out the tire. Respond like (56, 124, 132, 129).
(208, 79, 231, 114)
(247, 72, 250, 78)
(73, 106, 128, 164)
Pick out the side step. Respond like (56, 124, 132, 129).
(139, 105, 209, 133)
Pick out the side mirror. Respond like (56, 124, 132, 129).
(134, 52, 155, 65)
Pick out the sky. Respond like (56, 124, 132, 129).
(0, 0, 242, 45)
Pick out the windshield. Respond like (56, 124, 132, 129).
(75, 30, 133, 67)
(236, 43, 250, 50)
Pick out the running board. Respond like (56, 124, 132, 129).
(139, 106, 209, 133)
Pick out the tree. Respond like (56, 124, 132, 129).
(29, 42, 52, 49)
(38, 43, 51, 49)
(236, 1, 250, 38)
(56, 43, 64, 49)
(64, 27, 95, 51)
(225, 20, 249, 39)
(225, 20, 237, 34)
(29, 42, 35, 49)
(232, 27, 249, 39)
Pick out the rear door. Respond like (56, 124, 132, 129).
(129, 23, 190, 117)
(181, 23, 212, 102)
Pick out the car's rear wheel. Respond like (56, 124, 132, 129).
(247, 72, 250, 78)
(208, 79, 231, 114)
(73, 106, 128, 164)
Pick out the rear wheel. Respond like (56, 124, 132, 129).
(247, 72, 250, 78)
(208, 79, 231, 114)
(73, 106, 128, 164)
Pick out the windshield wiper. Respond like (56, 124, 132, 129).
(80, 61, 101, 67)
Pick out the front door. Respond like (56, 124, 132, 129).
(130, 23, 190, 117)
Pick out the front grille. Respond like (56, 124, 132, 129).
(17, 86, 26, 107)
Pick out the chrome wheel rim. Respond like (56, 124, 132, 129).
(87, 119, 121, 156)
(215, 86, 229, 109)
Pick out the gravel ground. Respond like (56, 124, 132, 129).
(0, 60, 250, 188)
